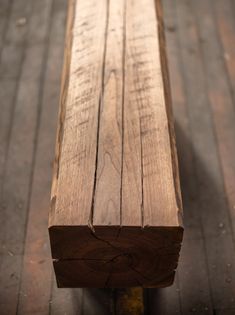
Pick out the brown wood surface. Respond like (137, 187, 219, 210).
(49, 0, 183, 288)
(1, 0, 235, 313)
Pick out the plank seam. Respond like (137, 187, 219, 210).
(120, 0, 127, 228)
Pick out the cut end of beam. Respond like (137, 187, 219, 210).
(49, 225, 183, 288)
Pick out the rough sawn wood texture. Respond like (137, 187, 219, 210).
(49, 0, 183, 288)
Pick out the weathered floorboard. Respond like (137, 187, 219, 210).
(0, 0, 53, 313)
(16, 0, 67, 313)
(176, 0, 235, 312)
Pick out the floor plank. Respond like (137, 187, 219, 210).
(198, 0, 235, 240)
(0, 0, 53, 313)
(176, 0, 235, 312)
(16, 0, 67, 313)
(213, 0, 235, 101)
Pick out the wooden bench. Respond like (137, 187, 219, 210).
(49, 0, 183, 288)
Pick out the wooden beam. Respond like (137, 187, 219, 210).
(49, 0, 183, 288)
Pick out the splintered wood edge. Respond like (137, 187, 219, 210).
(50, 0, 76, 217)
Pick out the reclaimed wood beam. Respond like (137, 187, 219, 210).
(49, 0, 183, 288)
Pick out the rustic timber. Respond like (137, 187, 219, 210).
(49, 0, 183, 288)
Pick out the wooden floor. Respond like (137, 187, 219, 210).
(0, 0, 235, 314)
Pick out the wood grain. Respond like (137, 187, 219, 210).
(49, 0, 183, 288)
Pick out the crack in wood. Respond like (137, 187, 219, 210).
(89, 0, 110, 229)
